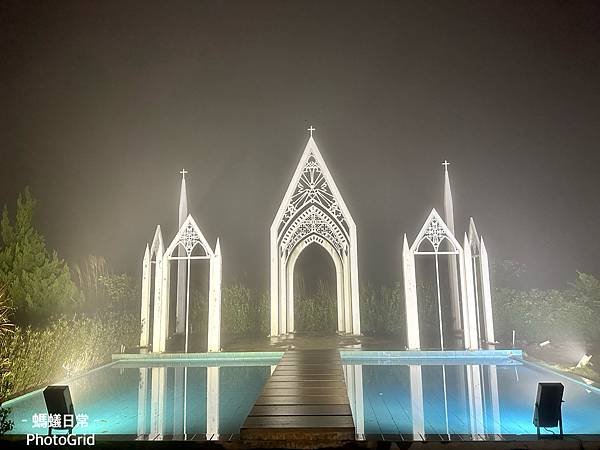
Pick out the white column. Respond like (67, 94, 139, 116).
(343, 250, 353, 334)
(480, 238, 495, 345)
(158, 255, 171, 353)
(336, 258, 345, 333)
(463, 234, 479, 350)
(458, 249, 471, 350)
(286, 254, 295, 333)
(350, 228, 361, 335)
(207, 239, 222, 352)
(206, 366, 219, 439)
(270, 231, 280, 337)
(410, 364, 425, 440)
(279, 254, 287, 335)
(403, 235, 420, 349)
(151, 249, 165, 353)
(140, 245, 151, 349)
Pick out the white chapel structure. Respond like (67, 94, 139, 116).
(270, 128, 361, 336)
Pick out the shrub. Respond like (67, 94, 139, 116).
(0, 314, 140, 399)
(361, 282, 405, 337)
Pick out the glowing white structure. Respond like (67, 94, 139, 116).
(140, 173, 222, 353)
(138, 365, 221, 439)
(403, 162, 495, 350)
(176, 170, 189, 335)
(162, 215, 222, 352)
(443, 161, 462, 335)
(467, 218, 496, 345)
(140, 226, 164, 350)
(270, 128, 360, 335)
(403, 209, 478, 349)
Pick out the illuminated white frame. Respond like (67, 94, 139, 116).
(270, 134, 360, 336)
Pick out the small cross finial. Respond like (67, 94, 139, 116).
(442, 160, 450, 170)
(307, 125, 315, 138)
(180, 168, 188, 178)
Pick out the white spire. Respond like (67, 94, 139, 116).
(443, 160, 455, 234)
(443, 160, 461, 338)
(175, 169, 189, 336)
(178, 169, 188, 228)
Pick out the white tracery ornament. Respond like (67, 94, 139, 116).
(270, 130, 360, 336)
(423, 216, 448, 252)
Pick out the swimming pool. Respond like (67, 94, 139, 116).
(341, 352, 600, 438)
(4, 351, 600, 439)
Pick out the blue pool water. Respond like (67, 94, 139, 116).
(4, 353, 600, 438)
(344, 358, 600, 437)
(5, 362, 274, 437)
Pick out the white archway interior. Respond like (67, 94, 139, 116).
(270, 136, 360, 336)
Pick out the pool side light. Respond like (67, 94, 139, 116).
(533, 382, 564, 438)
(576, 354, 592, 369)
(43, 385, 77, 435)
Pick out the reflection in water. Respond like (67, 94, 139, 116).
(409, 364, 424, 439)
(206, 367, 219, 439)
(139, 366, 220, 439)
(346, 362, 504, 439)
(344, 365, 364, 436)
(173, 367, 184, 436)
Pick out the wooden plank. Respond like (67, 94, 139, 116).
(260, 387, 348, 396)
(254, 395, 350, 405)
(264, 380, 344, 389)
(268, 375, 344, 382)
(249, 404, 353, 416)
(242, 415, 355, 428)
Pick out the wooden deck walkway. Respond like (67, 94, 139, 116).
(240, 348, 355, 441)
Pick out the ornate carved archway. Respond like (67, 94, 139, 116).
(270, 134, 360, 336)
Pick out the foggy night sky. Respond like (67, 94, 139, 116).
(1, 0, 600, 290)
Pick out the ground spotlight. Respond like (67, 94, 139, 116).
(533, 382, 564, 438)
(43, 385, 77, 434)
(576, 354, 592, 369)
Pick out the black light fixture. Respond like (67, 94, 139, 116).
(533, 382, 564, 438)
(43, 385, 77, 435)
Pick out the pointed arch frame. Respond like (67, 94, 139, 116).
(142, 215, 222, 353)
(270, 136, 360, 336)
(403, 209, 479, 350)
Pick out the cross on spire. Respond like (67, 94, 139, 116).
(180, 168, 188, 178)
(442, 160, 450, 171)
(307, 125, 315, 138)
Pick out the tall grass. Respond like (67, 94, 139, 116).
(295, 280, 337, 332)
(0, 314, 140, 399)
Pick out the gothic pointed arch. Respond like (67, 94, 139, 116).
(270, 135, 360, 336)
(164, 214, 215, 259)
